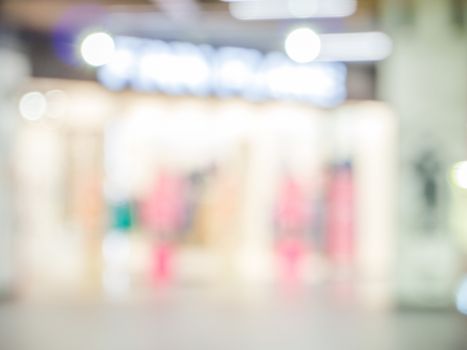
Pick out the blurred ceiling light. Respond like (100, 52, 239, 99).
(172, 43, 212, 94)
(219, 60, 251, 88)
(451, 161, 467, 190)
(288, 0, 320, 18)
(80, 32, 116, 67)
(216, 47, 261, 96)
(97, 48, 136, 91)
(229, 0, 357, 20)
(19, 92, 47, 121)
(97, 36, 347, 107)
(285, 27, 321, 63)
(319, 32, 393, 62)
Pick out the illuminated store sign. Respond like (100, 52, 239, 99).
(97, 36, 347, 108)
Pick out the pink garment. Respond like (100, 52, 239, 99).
(326, 166, 354, 264)
(140, 172, 186, 234)
(276, 177, 310, 233)
(152, 243, 174, 283)
(277, 236, 307, 290)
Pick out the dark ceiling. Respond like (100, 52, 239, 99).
(0, 0, 381, 96)
(0, 0, 381, 34)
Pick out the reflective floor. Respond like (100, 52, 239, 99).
(0, 285, 466, 350)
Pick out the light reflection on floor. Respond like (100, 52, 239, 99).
(0, 285, 466, 350)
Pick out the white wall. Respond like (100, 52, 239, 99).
(0, 46, 29, 295)
(380, 0, 467, 307)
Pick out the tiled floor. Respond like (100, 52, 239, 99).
(0, 286, 465, 350)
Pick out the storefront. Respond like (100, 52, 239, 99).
(14, 77, 396, 303)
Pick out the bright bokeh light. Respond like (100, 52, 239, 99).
(451, 161, 467, 190)
(19, 92, 47, 121)
(80, 32, 116, 67)
(285, 27, 321, 63)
